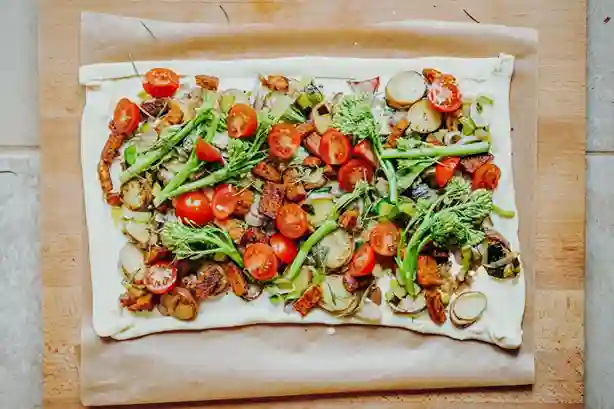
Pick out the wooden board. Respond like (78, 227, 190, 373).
(40, 0, 586, 407)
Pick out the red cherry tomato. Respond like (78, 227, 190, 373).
(175, 191, 214, 226)
(435, 157, 461, 187)
(427, 76, 462, 113)
(338, 159, 374, 192)
(472, 163, 501, 190)
(268, 124, 301, 160)
(243, 243, 279, 281)
(144, 261, 177, 294)
(113, 98, 140, 134)
(349, 244, 376, 277)
(276, 203, 308, 239)
(212, 184, 239, 220)
(142, 68, 180, 98)
(369, 221, 401, 257)
(319, 129, 352, 165)
(270, 233, 298, 264)
(352, 140, 378, 168)
(195, 138, 223, 163)
(227, 104, 258, 139)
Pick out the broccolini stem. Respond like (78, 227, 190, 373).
(284, 220, 338, 281)
(153, 152, 200, 207)
(381, 142, 490, 160)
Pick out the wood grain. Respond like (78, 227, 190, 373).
(40, 0, 585, 407)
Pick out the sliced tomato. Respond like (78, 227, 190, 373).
(427, 77, 462, 113)
(113, 98, 140, 134)
(435, 157, 461, 187)
(319, 129, 352, 165)
(227, 104, 258, 139)
(270, 233, 298, 264)
(349, 244, 376, 277)
(243, 243, 279, 281)
(142, 68, 180, 98)
(175, 191, 214, 226)
(369, 221, 401, 257)
(144, 261, 177, 294)
(196, 138, 223, 163)
(338, 159, 374, 192)
(472, 163, 501, 190)
(212, 184, 239, 220)
(352, 140, 378, 168)
(276, 203, 308, 239)
(268, 124, 301, 160)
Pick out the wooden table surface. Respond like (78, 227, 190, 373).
(40, 0, 586, 408)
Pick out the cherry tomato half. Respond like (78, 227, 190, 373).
(268, 124, 301, 160)
(435, 157, 461, 187)
(338, 159, 374, 192)
(142, 68, 180, 98)
(113, 98, 140, 134)
(227, 104, 258, 139)
(349, 243, 376, 277)
(427, 77, 462, 113)
(319, 129, 352, 165)
(472, 163, 501, 190)
(175, 191, 214, 226)
(276, 203, 308, 239)
(243, 243, 279, 281)
(270, 233, 298, 264)
(196, 138, 223, 163)
(144, 261, 177, 294)
(212, 184, 239, 220)
(352, 140, 378, 168)
(369, 221, 401, 257)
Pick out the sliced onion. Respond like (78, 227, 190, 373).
(450, 291, 487, 328)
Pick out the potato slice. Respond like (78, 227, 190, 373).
(316, 229, 353, 270)
(450, 291, 487, 328)
(119, 243, 146, 280)
(319, 275, 358, 313)
(407, 99, 443, 134)
(121, 179, 152, 211)
(311, 102, 333, 134)
(385, 71, 427, 109)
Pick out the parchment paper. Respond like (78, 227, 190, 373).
(79, 12, 538, 406)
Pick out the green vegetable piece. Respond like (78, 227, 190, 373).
(219, 94, 236, 113)
(397, 200, 416, 217)
(492, 204, 516, 218)
(375, 198, 398, 220)
(124, 145, 137, 166)
(161, 222, 243, 267)
(459, 116, 477, 136)
(295, 93, 314, 113)
(477, 95, 494, 106)
(382, 141, 490, 160)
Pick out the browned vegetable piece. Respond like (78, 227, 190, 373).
(260, 75, 290, 92)
(259, 182, 285, 218)
(125, 293, 154, 312)
(416, 255, 442, 288)
(98, 130, 130, 206)
(241, 227, 269, 247)
(368, 286, 382, 305)
(171, 287, 200, 321)
(425, 289, 446, 325)
(144, 246, 171, 266)
(195, 75, 220, 91)
(158, 292, 180, 316)
(120, 178, 153, 211)
(323, 164, 337, 179)
(195, 263, 229, 300)
(234, 189, 254, 217)
(303, 156, 323, 167)
(384, 118, 409, 149)
(214, 218, 246, 243)
(252, 162, 282, 182)
(286, 183, 307, 202)
(140, 99, 168, 118)
(339, 209, 359, 232)
(303, 132, 322, 157)
(283, 167, 307, 202)
(425, 133, 443, 146)
(164, 100, 184, 125)
(224, 262, 248, 297)
(342, 273, 371, 294)
(296, 122, 316, 139)
(293, 285, 323, 317)
(460, 153, 494, 174)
